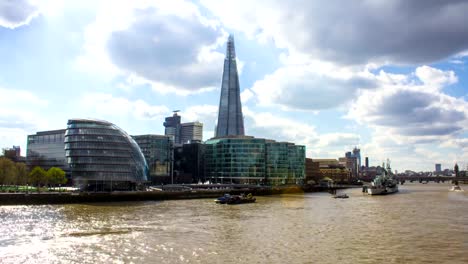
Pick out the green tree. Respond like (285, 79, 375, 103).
(0, 157, 17, 190)
(29, 166, 47, 189)
(47, 167, 67, 190)
(15, 163, 29, 188)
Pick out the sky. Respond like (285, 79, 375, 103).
(1, 0, 468, 172)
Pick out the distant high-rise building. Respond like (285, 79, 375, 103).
(215, 35, 245, 137)
(435, 163, 442, 173)
(164, 111, 181, 143)
(163, 111, 203, 145)
(180, 122, 203, 144)
(365, 157, 369, 168)
(352, 147, 361, 168)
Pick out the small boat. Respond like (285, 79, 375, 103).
(214, 194, 232, 204)
(226, 194, 256, 204)
(449, 185, 464, 192)
(332, 194, 349, 199)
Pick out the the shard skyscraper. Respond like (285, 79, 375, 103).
(215, 35, 245, 137)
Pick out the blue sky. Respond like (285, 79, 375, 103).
(1, 0, 468, 172)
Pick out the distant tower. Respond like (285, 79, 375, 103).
(164, 111, 181, 144)
(365, 157, 369, 168)
(353, 147, 361, 168)
(435, 163, 441, 173)
(215, 35, 245, 137)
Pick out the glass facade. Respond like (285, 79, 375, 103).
(65, 119, 148, 191)
(204, 136, 305, 185)
(27, 129, 69, 175)
(132, 135, 172, 184)
(215, 35, 245, 137)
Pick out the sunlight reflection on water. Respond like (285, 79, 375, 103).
(1, 183, 467, 263)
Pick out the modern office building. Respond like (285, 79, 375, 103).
(435, 163, 442, 173)
(215, 35, 245, 137)
(164, 111, 181, 144)
(365, 157, 369, 168)
(65, 119, 148, 191)
(164, 112, 203, 145)
(26, 129, 69, 174)
(132, 135, 172, 185)
(174, 142, 205, 184)
(180, 122, 203, 144)
(204, 136, 305, 185)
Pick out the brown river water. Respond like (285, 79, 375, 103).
(1, 183, 467, 264)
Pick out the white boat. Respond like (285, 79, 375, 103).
(449, 185, 464, 192)
(365, 160, 399, 195)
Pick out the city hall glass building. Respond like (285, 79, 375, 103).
(204, 136, 305, 185)
(65, 119, 148, 191)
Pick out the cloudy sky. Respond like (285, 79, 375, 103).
(1, 0, 468, 172)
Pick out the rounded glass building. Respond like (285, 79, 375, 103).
(65, 119, 148, 191)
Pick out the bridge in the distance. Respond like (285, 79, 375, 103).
(359, 175, 468, 184)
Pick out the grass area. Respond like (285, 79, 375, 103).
(0, 185, 69, 193)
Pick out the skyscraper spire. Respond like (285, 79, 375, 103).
(215, 35, 245, 137)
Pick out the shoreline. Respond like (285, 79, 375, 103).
(0, 185, 355, 206)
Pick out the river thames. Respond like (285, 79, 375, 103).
(1, 183, 467, 263)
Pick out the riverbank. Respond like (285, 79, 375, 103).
(0, 185, 360, 205)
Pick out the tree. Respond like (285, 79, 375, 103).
(47, 167, 67, 189)
(0, 157, 17, 189)
(29, 166, 47, 189)
(15, 163, 28, 187)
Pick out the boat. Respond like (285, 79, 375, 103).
(226, 193, 256, 204)
(365, 160, 399, 195)
(332, 193, 349, 199)
(214, 194, 232, 204)
(449, 185, 464, 192)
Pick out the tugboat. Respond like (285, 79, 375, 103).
(226, 193, 256, 204)
(215, 193, 256, 204)
(365, 160, 399, 195)
(214, 194, 232, 204)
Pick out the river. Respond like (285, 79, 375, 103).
(1, 183, 467, 263)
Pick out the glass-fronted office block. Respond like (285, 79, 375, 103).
(205, 137, 265, 184)
(132, 135, 172, 184)
(204, 136, 305, 185)
(65, 119, 148, 191)
(287, 144, 306, 184)
(27, 129, 69, 175)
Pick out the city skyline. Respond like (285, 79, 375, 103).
(1, 1, 468, 172)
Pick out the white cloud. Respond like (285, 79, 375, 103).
(80, 93, 170, 120)
(0, 87, 50, 155)
(202, 0, 468, 65)
(415, 65, 457, 88)
(0, 0, 39, 29)
(76, 0, 226, 95)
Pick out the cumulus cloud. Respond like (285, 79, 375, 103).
(0, 0, 39, 29)
(251, 64, 377, 110)
(202, 0, 468, 65)
(347, 67, 468, 140)
(78, 0, 225, 94)
(80, 93, 170, 120)
(0, 87, 50, 154)
(415, 65, 457, 88)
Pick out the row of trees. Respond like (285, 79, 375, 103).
(0, 157, 67, 190)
